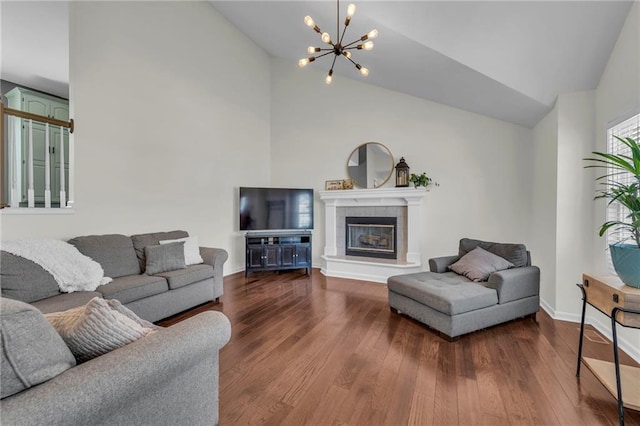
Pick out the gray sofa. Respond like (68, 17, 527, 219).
(0, 297, 231, 425)
(0, 230, 228, 322)
(388, 238, 540, 339)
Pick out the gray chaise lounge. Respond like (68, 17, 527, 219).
(388, 238, 540, 339)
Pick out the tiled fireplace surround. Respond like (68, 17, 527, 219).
(319, 188, 427, 283)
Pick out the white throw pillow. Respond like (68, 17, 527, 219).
(45, 297, 160, 362)
(159, 236, 203, 266)
(448, 246, 514, 282)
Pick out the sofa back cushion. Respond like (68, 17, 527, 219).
(458, 238, 529, 268)
(131, 230, 189, 271)
(0, 251, 60, 303)
(68, 234, 140, 278)
(0, 298, 76, 399)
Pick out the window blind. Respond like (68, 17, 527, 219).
(605, 113, 640, 270)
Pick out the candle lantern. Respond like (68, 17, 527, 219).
(395, 157, 409, 187)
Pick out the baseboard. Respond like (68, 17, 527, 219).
(545, 306, 640, 364)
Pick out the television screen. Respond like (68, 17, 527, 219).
(239, 187, 314, 231)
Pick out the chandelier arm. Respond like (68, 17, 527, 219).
(315, 51, 335, 60)
(339, 23, 349, 46)
(330, 54, 338, 71)
(337, 0, 340, 43)
(343, 55, 358, 67)
(342, 39, 362, 49)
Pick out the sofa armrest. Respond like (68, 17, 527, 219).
(200, 247, 228, 271)
(429, 255, 459, 273)
(486, 266, 540, 304)
(1, 311, 232, 426)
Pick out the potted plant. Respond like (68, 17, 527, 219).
(408, 172, 438, 189)
(584, 136, 640, 288)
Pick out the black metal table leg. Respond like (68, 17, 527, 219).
(611, 308, 625, 426)
(576, 283, 587, 377)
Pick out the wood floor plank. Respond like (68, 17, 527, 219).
(159, 269, 640, 425)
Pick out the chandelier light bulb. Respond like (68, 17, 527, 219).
(321, 32, 332, 44)
(304, 16, 315, 27)
(299, 57, 316, 68)
(307, 46, 319, 54)
(343, 51, 351, 59)
(360, 66, 369, 77)
(367, 29, 379, 39)
(363, 41, 374, 51)
(347, 4, 356, 17)
(325, 70, 333, 85)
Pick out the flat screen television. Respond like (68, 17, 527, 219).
(239, 187, 314, 232)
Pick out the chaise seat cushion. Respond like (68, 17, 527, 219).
(388, 271, 498, 315)
(153, 264, 214, 290)
(97, 275, 168, 304)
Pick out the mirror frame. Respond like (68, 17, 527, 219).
(346, 142, 394, 189)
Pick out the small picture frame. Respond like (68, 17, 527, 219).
(325, 179, 344, 190)
(342, 178, 354, 190)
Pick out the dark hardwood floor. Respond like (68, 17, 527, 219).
(159, 269, 640, 425)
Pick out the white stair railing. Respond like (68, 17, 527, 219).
(1, 104, 74, 210)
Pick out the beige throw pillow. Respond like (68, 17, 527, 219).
(159, 236, 203, 266)
(45, 297, 160, 362)
(448, 246, 514, 282)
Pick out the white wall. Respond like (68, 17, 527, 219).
(531, 2, 639, 360)
(530, 102, 558, 311)
(593, 2, 640, 355)
(0, 1, 272, 273)
(555, 91, 596, 317)
(269, 58, 534, 267)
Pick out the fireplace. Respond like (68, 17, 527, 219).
(345, 217, 397, 259)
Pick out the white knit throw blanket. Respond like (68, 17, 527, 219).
(1, 239, 112, 293)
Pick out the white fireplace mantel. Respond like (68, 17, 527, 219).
(319, 187, 428, 283)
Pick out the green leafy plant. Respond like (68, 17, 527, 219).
(584, 136, 640, 248)
(408, 172, 438, 188)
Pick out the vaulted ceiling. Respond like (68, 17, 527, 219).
(1, 1, 633, 128)
(211, 1, 633, 127)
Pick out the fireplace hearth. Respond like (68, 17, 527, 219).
(346, 217, 397, 259)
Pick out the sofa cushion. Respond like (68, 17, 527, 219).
(387, 272, 498, 315)
(68, 234, 141, 278)
(0, 298, 76, 399)
(159, 236, 204, 266)
(448, 247, 514, 282)
(97, 275, 168, 304)
(459, 238, 529, 268)
(44, 297, 160, 363)
(0, 251, 60, 303)
(31, 292, 103, 315)
(131, 230, 189, 271)
(144, 242, 186, 275)
(154, 264, 215, 290)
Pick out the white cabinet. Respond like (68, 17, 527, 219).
(5, 87, 69, 206)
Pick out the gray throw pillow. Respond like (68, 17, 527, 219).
(1, 298, 76, 399)
(144, 242, 186, 275)
(448, 246, 514, 282)
(45, 297, 160, 363)
(0, 251, 61, 303)
(68, 234, 141, 278)
(458, 238, 529, 268)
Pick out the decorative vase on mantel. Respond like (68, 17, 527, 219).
(610, 243, 640, 288)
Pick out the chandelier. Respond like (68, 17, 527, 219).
(298, 0, 378, 84)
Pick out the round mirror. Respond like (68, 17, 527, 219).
(347, 142, 394, 188)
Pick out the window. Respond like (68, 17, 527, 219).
(605, 112, 639, 268)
